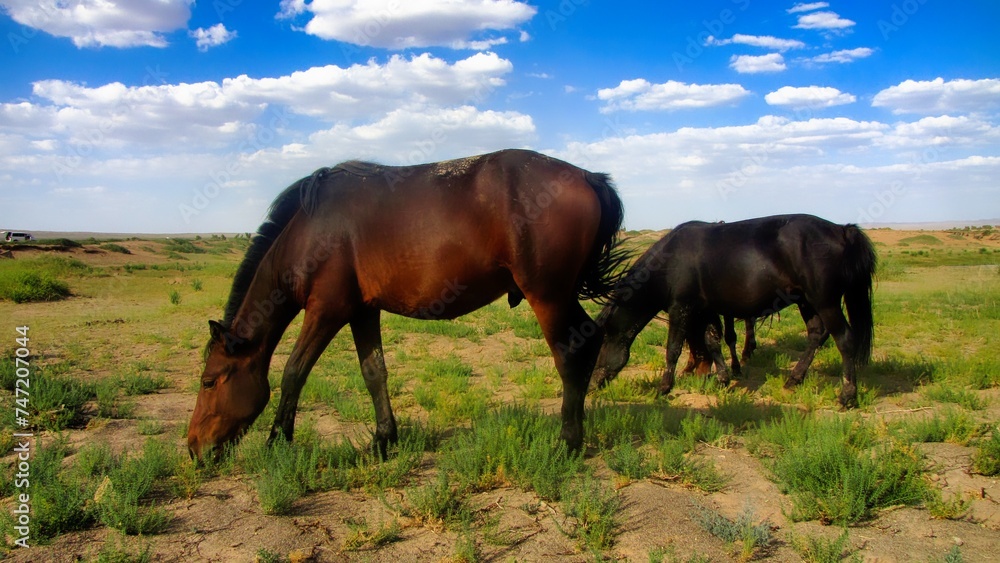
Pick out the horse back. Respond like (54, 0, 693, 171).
(653, 215, 853, 315)
(275, 150, 604, 318)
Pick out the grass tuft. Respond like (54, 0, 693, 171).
(694, 505, 773, 562)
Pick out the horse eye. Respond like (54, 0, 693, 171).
(202, 379, 216, 389)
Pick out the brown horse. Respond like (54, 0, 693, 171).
(187, 149, 626, 459)
(683, 316, 757, 376)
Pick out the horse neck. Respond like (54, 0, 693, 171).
(228, 257, 300, 361)
(601, 292, 659, 349)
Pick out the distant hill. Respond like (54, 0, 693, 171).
(860, 219, 1000, 230)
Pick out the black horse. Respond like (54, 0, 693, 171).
(591, 214, 876, 407)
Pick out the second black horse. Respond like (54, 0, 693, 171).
(591, 214, 876, 407)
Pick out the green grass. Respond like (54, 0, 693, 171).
(694, 505, 773, 562)
(559, 476, 623, 555)
(972, 427, 1000, 476)
(438, 405, 585, 500)
(0, 271, 70, 303)
(0, 228, 997, 557)
(899, 234, 944, 246)
(100, 243, 132, 254)
(894, 409, 981, 445)
(0, 256, 93, 302)
(0, 437, 184, 541)
(341, 517, 404, 551)
(404, 472, 469, 527)
(748, 413, 928, 525)
(29, 369, 96, 430)
(789, 529, 859, 563)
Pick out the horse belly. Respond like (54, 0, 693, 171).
(353, 232, 513, 320)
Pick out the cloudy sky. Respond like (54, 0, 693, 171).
(1, 0, 998, 233)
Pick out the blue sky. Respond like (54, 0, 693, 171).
(1, 0, 998, 233)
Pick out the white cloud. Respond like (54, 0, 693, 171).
(880, 115, 1000, 148)
(0, 53, 514, 150)
(705, 34, 805, 52)
(190, 23, 236, 52)
(793, 11, 855, 30)
(300, 105, 535, 164)
(597, 80, 750, 113)
(550, 116, 999, 228)
(729, 53, 786, 74)
(787, 2, 829, 13)
(807, 47, 873, 64)
(765, 86, 856, 109)
(0, 0, 192, 48)
(872, 77, 1000, 115)
(277, 0, 536, 49)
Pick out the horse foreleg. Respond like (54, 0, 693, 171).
(659, 305, 689, 397)
(530, 297, 601, 453)
(704, 314, 731, 385)
(350, 308, 398, 458)
(268, 311, 344, 445)
(786, 303, 829, 388)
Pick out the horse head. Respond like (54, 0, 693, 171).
(188, 320, 271, 460)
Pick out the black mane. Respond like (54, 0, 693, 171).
(220, 167, 331, 326)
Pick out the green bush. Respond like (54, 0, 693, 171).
(750, 413, 927, 525)
(695, 505, 773, 561)
(100, 243, 132, 254)
(972, 428, 1000, 476)
(560, 476, 623, 554)
(0, 271, 70, 303)
(31, 373, 96, 430)
(438, 406, 584, 500)
(163, 239, 205, 254)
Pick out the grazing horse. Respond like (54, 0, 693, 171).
(683, 316, 757, 376)
(591, 214, 876, 407)
(187, 149, 626, 459)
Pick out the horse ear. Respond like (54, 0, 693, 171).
(208, 320, 228, 343)
(208, 320, 248, 354)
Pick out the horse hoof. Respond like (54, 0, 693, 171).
(783, 376, 804, 390)
(838, 389, 858, 409)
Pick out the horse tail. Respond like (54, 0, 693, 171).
(842, 224, 877, 367)
(576, 171, 629, 303)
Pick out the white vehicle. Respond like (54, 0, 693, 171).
(3, 231, 34, 242)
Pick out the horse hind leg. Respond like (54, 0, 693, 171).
(724, 315, 741, 376)
(741, 318, 757, 364)
(811, 304, 858, 408)
(526, 295, 601, 452)
(350, 308, 398, 458)
(786, 303, 829, 389)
